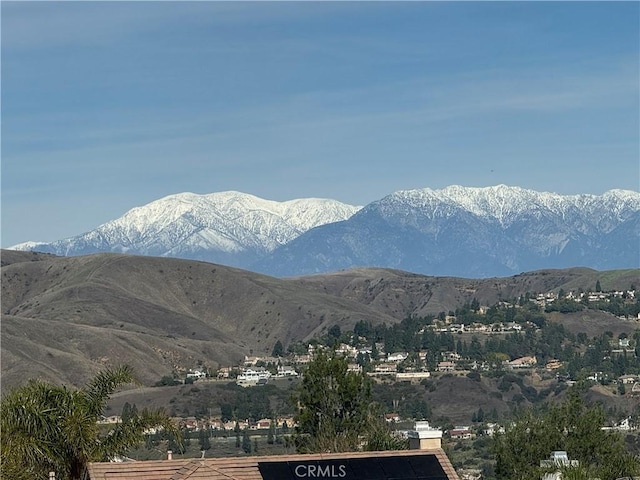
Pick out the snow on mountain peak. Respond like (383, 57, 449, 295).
(381, 185, 640, 228)
(9, 191, 362, 262)
(8, 186, 639, 277)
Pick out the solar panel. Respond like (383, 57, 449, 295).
(258, 454, 449, 480)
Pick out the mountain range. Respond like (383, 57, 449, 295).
(11, 185, 640, 278)
(2, 249, 638, 389)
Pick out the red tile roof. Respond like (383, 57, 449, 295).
(86, 449, 460, 480)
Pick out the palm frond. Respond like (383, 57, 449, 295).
(83, 365, 137, 417)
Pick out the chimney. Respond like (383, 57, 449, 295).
(167, 450, 173, 460)
(407, 421, 443, 450)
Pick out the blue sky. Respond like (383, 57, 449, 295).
(2, 1, 639, 247)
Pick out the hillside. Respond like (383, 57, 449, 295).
(1, 250, 638, 390)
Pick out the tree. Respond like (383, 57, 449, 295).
(267, 420, 276, 444)
(220, 403, 233, 422)
(242, 429, 252, 454)
(327, 324, 342, 347)
(493, 389, 639, 480)
(271, 340, 284, 358)
(292, 351, 405, 453)
(1, 365, 179, 480)
(198, 429, 211, 451)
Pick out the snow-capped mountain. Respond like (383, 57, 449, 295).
(11, 185, 640, 278)
(11, 191, 362, 268)
(253, 185, 640, 277)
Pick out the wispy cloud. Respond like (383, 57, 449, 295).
(1, 2, 358, 50)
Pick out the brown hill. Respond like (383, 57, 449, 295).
(1, 250, 638, 391)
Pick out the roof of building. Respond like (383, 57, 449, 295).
(86, 448, 460, 480)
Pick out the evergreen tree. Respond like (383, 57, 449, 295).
(493, 389, 639, 479)
(271, 340, 284, 358)
(327, 324, 342, 347)
(371, 342, 379, 360)
(121, 402, 132, 423)
(198, 429, 211, 451)
(267, 421, 276, 444)
(242, 429, 252, 454)
(292, 351, 404, 453)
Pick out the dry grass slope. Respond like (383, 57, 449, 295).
(2, 250, 638, 391)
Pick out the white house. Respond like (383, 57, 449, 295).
(387, 352, 409, 363)
(540, 451, 579, 480)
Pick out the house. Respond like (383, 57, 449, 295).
(236, 367, 271, 387)
(539, 451, 579, 480)
(385, 413, 401, 423)
(347, 363, 362, 373)
(614, 417, 633, 431)
(444, 315, 457, 324)
(507, 356, 537, 369)
(545, 360, 562, 370)
(243, 356, 263, 366)
(208, 419, 223, 430)
(437, 361, 456, 372)
(336, 343, 357, 357)
(293, 354, 311, 364)
(442, 351, 461, 362)
(387, 351, 409, 363)
(238, 367, 270, 381)
(371, 363, 398, 375)
(181, 418, 199, 430)
(186, 369, 206, 379)
(468, 323, 489, 333)
(449, 426, 473, 440)
(275, 366, 298, 377)
(222, 420, 238, 431)
(483, 423, 504, 437)
(618, 374, 639, 385)
(87, 434, 461, 480)
(254, 418, 272, 429)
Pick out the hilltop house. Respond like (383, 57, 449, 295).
(186, 369, 206, 379)
(236, 367, 270, 387)
(275, 366, 298, 377)
(449, 426, 473, 440)
(506, 356, 537, 369)
(372, 363, 398, 375)
(618, 374, 639, 385)
(387, 351, 409, 363)
(437, 361, 456, 372)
